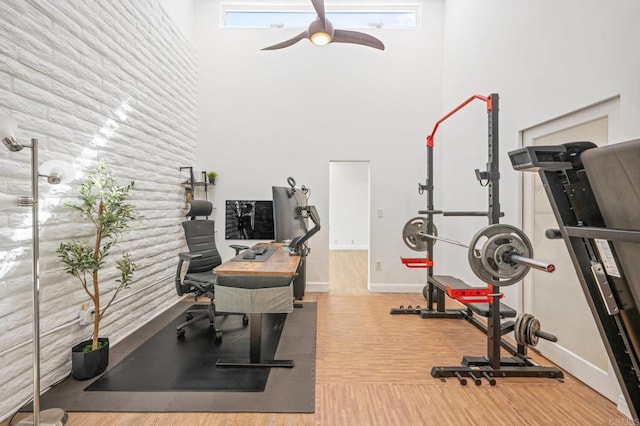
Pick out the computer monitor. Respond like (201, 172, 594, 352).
(272, 177, 321, 257)
(224, 200, 275, 240)
(272, 185, 308, 242)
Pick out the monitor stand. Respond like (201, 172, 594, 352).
(293, 255, 306, 302)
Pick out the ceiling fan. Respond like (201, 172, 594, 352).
(262, 0, 385, 51)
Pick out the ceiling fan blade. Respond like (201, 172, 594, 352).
(332, 29, 385, 50)
(311, 0, 326, 19)
(262, 32, 308, 50)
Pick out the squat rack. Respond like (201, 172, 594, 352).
(393, 93, 563, 384)
(423, 94, 501, 317)
(394, 94, 502, 316)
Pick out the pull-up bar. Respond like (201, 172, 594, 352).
(426, 94, 493, 147)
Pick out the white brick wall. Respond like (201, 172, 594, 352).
(0, 0, 197, 419)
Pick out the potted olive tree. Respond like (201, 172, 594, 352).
(57, 162, 137, 380)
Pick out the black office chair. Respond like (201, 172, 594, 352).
(175, 200, 248, 341)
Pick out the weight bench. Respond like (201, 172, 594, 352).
(429, 275, 517, 319)
(427, 271, 562, 384)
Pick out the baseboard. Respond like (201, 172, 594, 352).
(306, 281, 329, 293)
(368, 283, 424, 293)
(536, 339, 618, 402)
(617, 394, 632, 419)
(306, 282, 422, 294)
(330, 245, 369, 250)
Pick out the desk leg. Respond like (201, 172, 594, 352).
(216, 313, 294, 368)
(249, 313, 262, 363)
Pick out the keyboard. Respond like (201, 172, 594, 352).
(253, 246, 268, 255)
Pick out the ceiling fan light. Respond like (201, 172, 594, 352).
(310, 31, 331, 46)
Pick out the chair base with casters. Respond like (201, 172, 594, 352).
(174, 200, 250, 342)
(176, 297, 249, 340)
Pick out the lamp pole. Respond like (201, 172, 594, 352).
(15, 139, 68, 426)
(1, 116, 68, 425)
(30, 138, 42, 425)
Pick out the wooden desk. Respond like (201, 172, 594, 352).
(214, 244, 300, 368)
(214, 243, 301, 277)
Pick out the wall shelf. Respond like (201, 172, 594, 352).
(180, 167, 213, 202)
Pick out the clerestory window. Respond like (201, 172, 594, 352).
(223, 7, 418, 29)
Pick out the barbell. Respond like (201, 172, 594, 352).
(402, 217, 555, 286)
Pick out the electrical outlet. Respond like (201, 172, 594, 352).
(78, 306, 95, 326)
(376, 260, 382, 270)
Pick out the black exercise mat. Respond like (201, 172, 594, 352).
(85, 307, 285, 392)
(31, 301, 317, 413)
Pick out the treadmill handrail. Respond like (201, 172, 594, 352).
(564, 226, 640, 243)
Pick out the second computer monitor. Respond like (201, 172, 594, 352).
(272, 185, 308, 242)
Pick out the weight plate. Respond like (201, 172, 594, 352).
(480, 233, 529, 279)
(402, 217, 437, 251)
(467, 224, 534, 286)
(514, 314, 524, 346)
(527, 318, 540, 346)
(520, 315, 531, 346)
(516, 313, 533, 346)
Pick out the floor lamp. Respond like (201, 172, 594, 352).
(0, 115, 71, 426)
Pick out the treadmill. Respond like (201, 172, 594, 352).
(509, 139, 640, 419)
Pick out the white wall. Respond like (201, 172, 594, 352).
(329, 161, 369, 250)
(160, 0, 195, 43)
(0, 0, 196, 420)
(436, 0, 640, 301)
(193, 0, 445, 290)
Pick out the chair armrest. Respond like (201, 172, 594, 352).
(229, 244, 249, 255)
(179, 252, 203, 261)
(176, 253, 199, 296)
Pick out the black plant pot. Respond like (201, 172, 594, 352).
(71, 337, 109, 380)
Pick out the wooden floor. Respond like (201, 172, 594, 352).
(329, 250, 369, 295)
(7, 251, 627, 425)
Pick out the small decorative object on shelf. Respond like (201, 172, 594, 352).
(180, 166, 213, 201)
(180, 166, 195, 202)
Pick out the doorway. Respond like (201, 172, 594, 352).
(521, 97, 622, 405)
(328, 161, 370, 294)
